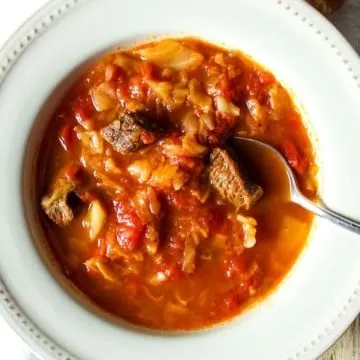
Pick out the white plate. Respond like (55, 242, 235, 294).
(0, 0, 359, 359)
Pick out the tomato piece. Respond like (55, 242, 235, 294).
(116, 227, 144, 252)
(220, 112, 236, 126)
(240, 71, 267, 103)
(115, 201, 142, 227)
(140, 131, 156, 145)
(166, 190, 199, 211)
(116, 82, 131, 105)
(216, 73, 233, 99)
(129, 75, 147, 100)
(59, 125, 74, 151)
(281, 140, 308, 175)
(63, 162, 82, 184)
(140, 62, 155, 80)
(159, 263, 182, 281)
(113, 200, 145, 251)
(258, 70, 274, 85)
(287, 112, 303, 131)
(223, 255, 246, 279)
(74, 104, 92, 125)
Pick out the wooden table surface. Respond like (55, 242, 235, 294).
(317, 3, 360, 359)
(319, 317, 360, 359)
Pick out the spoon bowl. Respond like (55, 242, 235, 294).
(234, 137, 360, 235)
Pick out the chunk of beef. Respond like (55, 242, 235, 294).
(100, 112, 161, 154)
(41, 176, 76, 226)
(209, 148, 263, 210)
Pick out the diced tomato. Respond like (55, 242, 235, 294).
(287, 112, 305, 135)
(281, 140, 308, 175)
(114, 200, 143, 227)
(59, 125, 74, 151)
(63, 162, 82, 184)
(140, 62, 155, 80)
(116, 227, 144, 252)
(220, 112, 236, 126)
(216, 73, 232, 99)
(159, 263, 182, 281)
(116, 82, 131, 105)
(223, 255, 246, 279)
(140, 131, 156, 145)
(74, 104, 92, 126)
(166, 190, 199, 211)
(240, 70, 266, 103)
(258, 70, 274, 85)
(129, 75, 147, 100)
(113, 200, 145, 251)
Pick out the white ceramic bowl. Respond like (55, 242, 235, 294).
(0, 0, 359, 359)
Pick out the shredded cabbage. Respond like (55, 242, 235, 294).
(215, 96, 240, 116)
(199, 113, 215, 131)
(162, 135, 207, 158)
(85, 257, 119, 282)
(134, 39, 204, 70)
(113, 53, 139, 74)
(247, 98, 265, 123)
(182, 238, 196, 274)
(236, 214, 257, 248)
(147, 80, 188, 110)
(144, 225, 159, 256)
(104, 158, 122, 174)
(83, 200, 107, 240)
(189, 79, 213, 113)
(78, 131, 104, 154)
(181, 111, 199, 135)
(128, 160, 152, 183)
(128, 158, 188, 191)
(90, 82, 117, 111)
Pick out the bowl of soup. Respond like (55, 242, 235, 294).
(37, 37, 317, 330)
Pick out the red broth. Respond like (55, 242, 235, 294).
(38, 38, 317, 330)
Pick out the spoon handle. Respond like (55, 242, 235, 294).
(295, 193, 360, 235)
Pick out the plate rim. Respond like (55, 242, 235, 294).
(0, 1, 359, 360)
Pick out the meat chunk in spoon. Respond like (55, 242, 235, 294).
(209, 148, 263, 210)
(100, 112, 162, 154)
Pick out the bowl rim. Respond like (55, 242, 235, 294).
(0, 1, 359, 360)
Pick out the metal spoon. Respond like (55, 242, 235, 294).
(234, 137, 360, 235)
